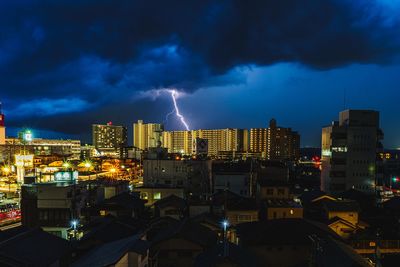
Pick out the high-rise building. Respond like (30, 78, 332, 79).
(162, 130, 192, 154)
(162, 128, 248, 157)
(266, 119, 300, 160)
(321, 110, 383, 195)
(250, 128, 267, 156)
(133, 120, 164, 150)
(250, 119, 300, 160)
(92, 122, 127, 157)
(0, 102, 5, 145)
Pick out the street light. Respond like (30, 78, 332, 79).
(2, 165, 11, 192)
(110, 167, 117, 178)
(71, 220, 78, 240)
(83, 161, 92, 175)
(71, 220, 78, 229)
(2, 166, 10, 175)
(222, 219, 229, 232)
(221, 219, 230, 256)
(62, 162, 71, 169)
(84, 161, 92, 169)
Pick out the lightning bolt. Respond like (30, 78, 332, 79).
(163, 108, 175, 124)
(169, 89, 190, 131)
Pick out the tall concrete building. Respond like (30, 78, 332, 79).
(250, 119, 300, 160)
(133, 120, 164, 150)
(266, 119, 300, 160)
(250, 128, 267, 156)
(162, 128, 248, 156)
(0, 102, 5, 145)
(92, 122, 127, 157)
(321, 110, 383, 195)
(162, 130, 192, 154)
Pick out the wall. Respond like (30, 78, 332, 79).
(226, 210, 258, 225)
(260, 186, 290, 199)
(266, 207, 303, 220)
(327, 211, 358, 225)
(134, 187, 184, 206)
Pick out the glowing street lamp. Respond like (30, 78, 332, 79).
(2, 165, 11, 192)
(221, 219, 230, 256)
(2, 165, 10, 175)
(84, 162, 92, 169)
(62, 162, 71, 169)
(71, 219, 79, 240)
(71, 220, 78, 229)
(222, 219, 229, 232)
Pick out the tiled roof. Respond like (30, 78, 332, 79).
(72, 234, 149, 267)
(323, 201, 360, 212)
(236, 219, 340, 246)
(0, 227, 71, 266)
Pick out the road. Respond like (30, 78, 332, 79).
(0, 222, 21, 231)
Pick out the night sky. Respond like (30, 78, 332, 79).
(1, 1, 400, 147)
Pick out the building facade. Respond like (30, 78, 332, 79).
(250, 128, 267, 156)
(21, 182, 88, 239)
(162, 130, 192, 154)
(133, 120, 163, 150)
(266, 119, 300, 160)
(162, 128, 248, 157)
(250, 119, 300, 160)
(92, 123, 127, 157)
(0, 103, 6, 145)
(1, 137, 81, 161)
(143, 158, 212, 198)
(321, 110, 383, 195)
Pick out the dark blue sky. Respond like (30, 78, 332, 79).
(1, 0, 400, 147)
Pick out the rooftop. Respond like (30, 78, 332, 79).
(236, 219, 340, 246)
(72, 234, 149, 267)
(323, 201, 360, 212)
(0, 227, 71, 266)
(265, 199, 303, 208)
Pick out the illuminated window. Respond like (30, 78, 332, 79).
(331, 147, 347, 152)
(290, 209, 294, 215)
(141, 192, 148, 200)
(154, 192, 161, 200)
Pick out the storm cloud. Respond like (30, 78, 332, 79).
(0, 0, 399, 135)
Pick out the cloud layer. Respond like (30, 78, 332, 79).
(0, 0, 399, 135)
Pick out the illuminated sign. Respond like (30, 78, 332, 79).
(331, 146, 347, 152)
(321, 149, 332, 157)
(15, 154, 34, 167)
(54, 171, 78, 182)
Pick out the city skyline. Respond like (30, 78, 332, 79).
(1, 1, 400, 147)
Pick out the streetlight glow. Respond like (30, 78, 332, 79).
(84, 161, 92, 168)
(2, 166, 11, 174)
(62, 162, 71, 169)
(222, 219, 229, 230)
(71, 220, 78, 229)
